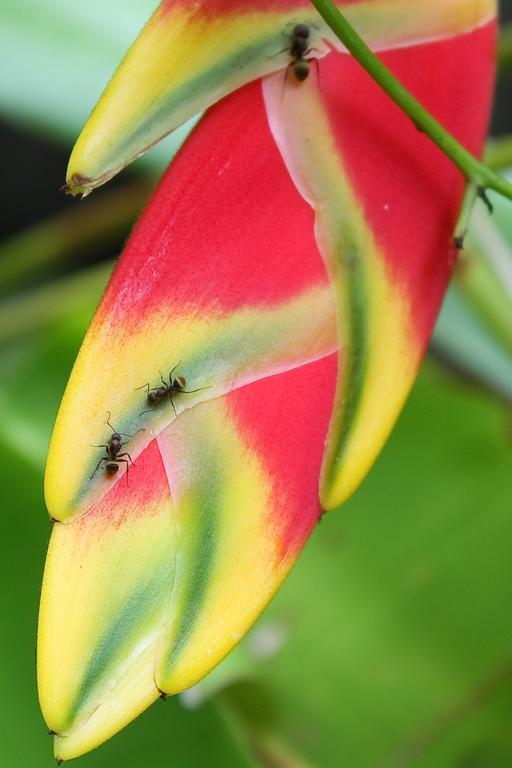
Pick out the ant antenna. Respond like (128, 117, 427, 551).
(284, 19, 320, 31)
(180, 385, 211, 395)
(120, 428, 146, 439)
(106, 411, 116, 433)
(105, 411, 145, 438)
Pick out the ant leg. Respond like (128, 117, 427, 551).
(90, 444, 108, 449)
(90, 457, 106, 480)
(159, 370, 167, 387)
(135, 382, 151, 394)
(269, 46, 289, 58)
(169, 361, 182, 381)
(168, 392, 178, 418)
(117, 452, 133, 464)
(180, 386, 210, 395)
(117, 458, 131, 486)
(282, 62, 293, 99)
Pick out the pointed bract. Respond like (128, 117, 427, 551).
(263, 26, 496, 507)
(47, 82, 337, 523)
(39, 442, 171, 760)
(66, 0, 495, 195)
(154, 356, 336, 696)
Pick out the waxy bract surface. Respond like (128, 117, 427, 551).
(41, 0, 496, 760)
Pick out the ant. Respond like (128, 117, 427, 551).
(90, 412, 143, 480)
(289, 23, 316, 82)
(138, 363, 207, 418)
(274, 23, 320, 86)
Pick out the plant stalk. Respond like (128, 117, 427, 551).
(309, 0, 512, 203)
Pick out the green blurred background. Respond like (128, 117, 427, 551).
(1, 2, 512, 766)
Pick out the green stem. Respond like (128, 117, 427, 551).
(309, 0, 512, 203)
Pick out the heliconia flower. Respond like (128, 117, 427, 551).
(40, 0, 497, 761)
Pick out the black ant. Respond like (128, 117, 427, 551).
(274, 23, 320, 86)
(90, 412, 143, 480)
(138, 363, 207, 418)
(289, 23, 315, 82)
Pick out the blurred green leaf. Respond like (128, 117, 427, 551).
(432, 286, 512, 405)
(491, 174, 512, 242)
(0, 261, 114, 475)
(414, 677, 512, 768)
(433, 177, 512, 404)
(0, 182, 149, 297)
(218, 682, 316, 768)
(1, 0, 152, 138)
(454, 208, 512, 357)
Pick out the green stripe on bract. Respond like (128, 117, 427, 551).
(156, 426, 222, 686)
(75, 286, 336, 515)
(263, 70, 382, 509)
(118, 37, 289, 160)
(64, 561, 174, 731)
(162, 494, 218, 676)
(328, 219, 369, 468)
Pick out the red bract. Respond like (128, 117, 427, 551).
(40, 3, 496, 760)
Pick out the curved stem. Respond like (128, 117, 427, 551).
(309, 0, 512, 204)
